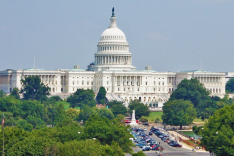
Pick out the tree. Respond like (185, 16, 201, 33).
(54, 103, 67, 125)
(0, 90, 6, 98)
(111, 104, 127, 117)
(20, 76, 50, 101)
(162, 99, 197, 129)
(83, 114, 133, 153)
(107, 100, 123, 108)
(9, 88, 20, 99)
(67, 89, 96, 108)
(128, 100, 150, 119)
(97, 107, 114, 120)
(96, 86, 107, 104)
(139, 117, 148, 122)
(132, 151, 146, 156)
(66, 108, 79, 119)
(170, 78, 210, 108)
(17, 119, 33, 132)
(201, 105, 234, 156)
(226, 78, 234, 93)
(76, 105, 98, 123)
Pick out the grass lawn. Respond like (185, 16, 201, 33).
(145, 111, 204, 123)
(56, 101, 80, 110)
(144, 111, 163, 122)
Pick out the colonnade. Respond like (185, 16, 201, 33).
(196, 76, 222, 84)
(114, 76, 142, 86)
(98, 45, 129, 52)
(95, 55, 131, 65)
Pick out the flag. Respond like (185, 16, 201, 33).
(2, 115, 4, 126)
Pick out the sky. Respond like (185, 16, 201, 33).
(0, 0, 233, 72)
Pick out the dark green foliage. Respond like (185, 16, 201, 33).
(107, 100, 123, 108)
(128, 100, 150, 119)
(201, 105, 234, 156)
(54, 103, 67, 125)
(6, 135, 57, 156)
(97, 107, 114, 120)
(0, 90, 6, 98)
(162, 99, 197, 129)
(170, 78, 209, 108)
(9, 88, 20, 99)
(50, 96, 62, 101)
(192, 125, 204, 135)
(0, 127, 29, 156)
(132, 151, 147, 156)
(108, 100, 127, 117)
(96, 86, 107, 104)
(226, 78, 234, 93)
(169, 78, 232, 120)
(17, 119, 33, 132)
(139, 117, 148, 122)
(20, 76, 50, 102)
(76, 105, 98, 123)
(58, 140, 124, 156)
(26, 116, 45, 129)
(83, 114, 133, 153)
(67, 89, 96, 108)
(111, 104, 128, 117)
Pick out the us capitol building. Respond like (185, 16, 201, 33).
(0, 10, 226, 107)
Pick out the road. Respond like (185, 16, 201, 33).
(126, 129, 210, 156)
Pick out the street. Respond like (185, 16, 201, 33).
(126, 129, 210, 156)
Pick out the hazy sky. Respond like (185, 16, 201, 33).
(0, 0, 233, 72)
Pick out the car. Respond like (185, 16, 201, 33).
(169, 143, 182, 147)
(149, 132, 152, 135)
(139, 143, 147, 148)
(167, 140, 177, 144)
(143, 128, 147, 131)
(151, 145, 159, 150)
(142, 146, 152, 151)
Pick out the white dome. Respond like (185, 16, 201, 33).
(100, 16, 127, 41)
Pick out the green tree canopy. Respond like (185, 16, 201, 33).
(201, 105, 234, 156)
(0, 90, 6, 98)
(97, 107, 114, 120)
(96, 86, 107, 104)
(9, 88, 20, 99)
(107, 100, 123, 108)
(76, 105, 98, 123)
(226, 78, 234, 93)
(20, 76, 50, 102)
(128, 100, 150, 119)
(170, 78, 210, 108)
(66, 108, 79, 119)
(111, 104, 127, 117)
(67, 89, 96, 108)
(83, 114, 133, 153)
(162, 99, 197, 129)
(54, 103, 67, 125)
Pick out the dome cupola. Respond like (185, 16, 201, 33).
(88, 8, 136, 71)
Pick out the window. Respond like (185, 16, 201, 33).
(87, 82, 89, 85)
(146, 82, 147, 85)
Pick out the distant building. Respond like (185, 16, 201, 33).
(0, 10, 226, 107)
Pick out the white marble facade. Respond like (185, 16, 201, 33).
(0, 12, 226, 107)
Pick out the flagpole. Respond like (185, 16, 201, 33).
(2, 113, 4, 156)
